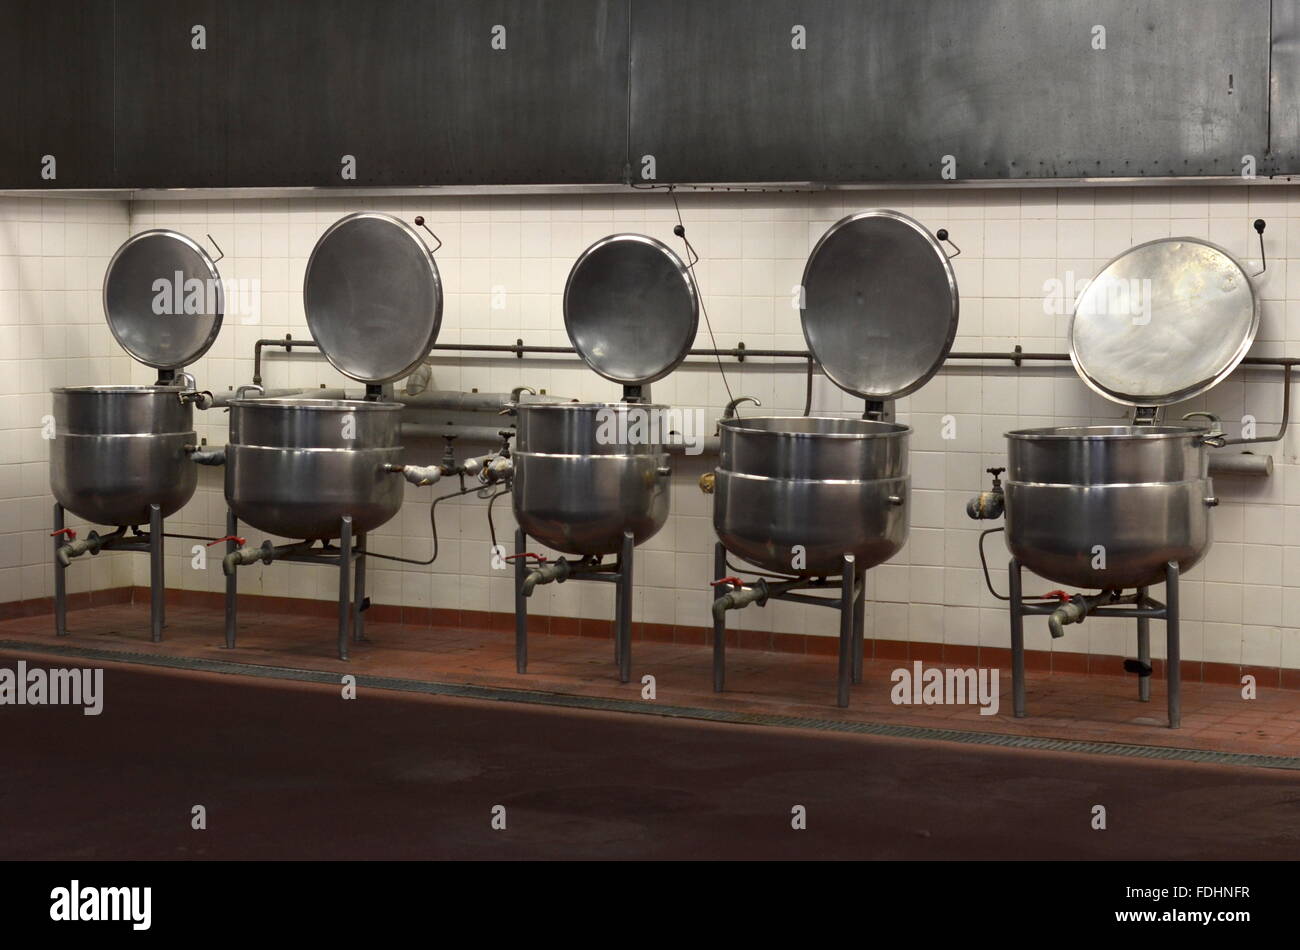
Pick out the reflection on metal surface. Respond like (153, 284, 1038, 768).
(1003, 425, 1213, 589)
(713, 416, 910, 576)
(513, 403, 671, 556)
(563, 234, 699, 386)
(225, 398, 404, 540)
(629, 0, 1269, 183)
(103, 230, 223, 370)
(49, 386, 197, 526)
(1069, 238, 1258, 407)
(304, 212, 443, 385)
(1270, 0, 1300, 175)
(801, 211, 958, 401)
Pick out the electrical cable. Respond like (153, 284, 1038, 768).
(486, 486, 511, 553)
(362, 483, 485, 566)
(978, 526, 1073, 603)
(978, 527, 1011, 601)
(666, 185, 737, 411)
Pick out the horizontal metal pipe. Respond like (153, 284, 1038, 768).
(396, 390, 571, 412)
(402, 422, 515, 443)
(209, 387, 347, 407)
(250, 336, 1296, 447)
(1208, 452, 1273, 477)
(1020, 605, 1166, 620)
(666, 437, 719, 456)
(255, 335, 1300, 369)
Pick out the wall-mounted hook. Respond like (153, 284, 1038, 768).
(936, 228, 961, 259)
(206, 233, 224, 263)
(414, 216, 443, 253)
(1251, 218, 1266, 278)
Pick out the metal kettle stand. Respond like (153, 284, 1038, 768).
(52, 502, 167, 642)
(1008, 558, 1181, 728)
(710, 543, 866, 708)
(513, 527, 636, 683)
(222, 511, 368, 661)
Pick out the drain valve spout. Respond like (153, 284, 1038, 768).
(220, 539, 312, 576)
(521, 558, 572, 596)
(711, 578, 778, 624)
(54, 527, 126, 567)
(222, 545, 265, 576)
(1047, 592, 1115, 639)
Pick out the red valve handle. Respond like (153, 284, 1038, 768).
(505, 552, 548, 564)
(1040, 589, 1071, 602)
(50, 528, 77, 540)
(711, 576, 742, 588)
(207, 535, 246, 547)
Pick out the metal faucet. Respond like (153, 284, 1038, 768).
(500, 386, 537, 415)
(723, 395, 760, 419)
(1182, 411, 1226, 448)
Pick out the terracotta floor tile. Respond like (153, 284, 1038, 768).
(2, 602, 1298, 759)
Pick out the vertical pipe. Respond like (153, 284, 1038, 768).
(613, 554, 623, 670)
(514, 528, 527, 674)
(353, 533, 367, 643)
(1136, 585, 1151, 702)
(52, 504, 67, 637)
(337, 516, 352, 661)
(712, 542, 727, 693)
(852, 567, 866, 684)
(617, 530, 634, 684)
(1165, 561, 1181, 729)
(224, 510, 237, 649)
(1009, 558, 1026, 718)
(837, 554, 855, 708)
(149, 504, 163, 643)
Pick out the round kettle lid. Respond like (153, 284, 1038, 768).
(800, 210, 959, 401)
(103, 229, 224, 370)
(563, 233, 699, 386)
(304, 212, 443, 385)
(1069, 237, 1259, 407)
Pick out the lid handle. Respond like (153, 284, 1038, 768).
(936, 228, 961, 259)
(1251, 218, 1267, 278)
(413, 216, 442, 254)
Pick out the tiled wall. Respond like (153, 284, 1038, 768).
(0, 197, 135, 607)
(7, 185, 1300, 669)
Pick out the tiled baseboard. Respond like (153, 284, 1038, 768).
(0, 586, 133, 621)
(6, 585, 1299, 690)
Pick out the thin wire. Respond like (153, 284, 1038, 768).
(668, 185, 737, 410)
(486, 486, 511, 552)
(978, 527, 1066, 603)
(978, 528, 1011, 601)
(363, 484, 483, 566)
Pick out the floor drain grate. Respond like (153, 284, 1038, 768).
(4, 639, 1298, 772)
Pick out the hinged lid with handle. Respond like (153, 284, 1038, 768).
(304, 212, 443, 385)
(103, 229, 224, 371)
(563, 233, 699, 387)
(800, 210, 959, 402)
(1069, 237, 1259, 408)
